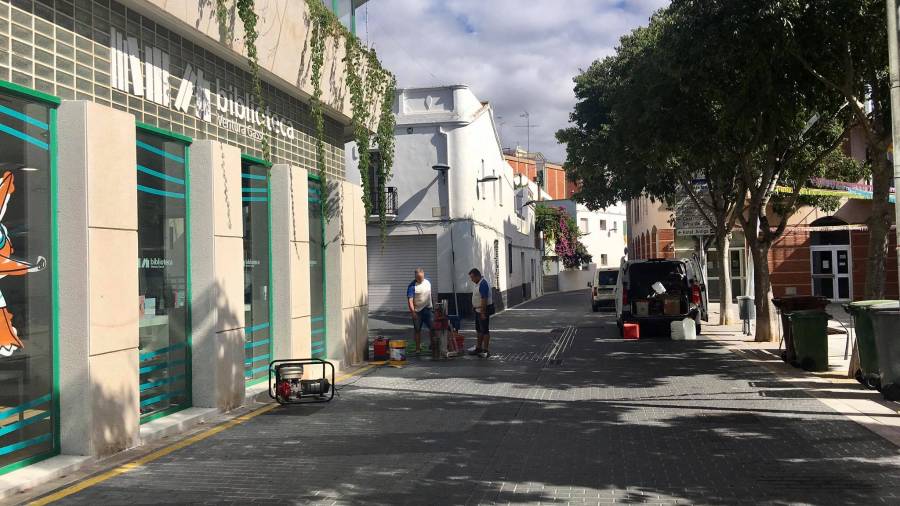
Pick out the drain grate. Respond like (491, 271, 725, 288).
(491, 326, 576, 367)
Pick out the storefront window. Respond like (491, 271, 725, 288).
(242, 158, 271, 385)
(0, 88, 56, 472)
(308, 177, 326, 358)
(136, 128, 191, 422)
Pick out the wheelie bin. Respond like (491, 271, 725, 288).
(846, 300, 899, 387)
(872, 309, 900, 401)
(787, 309, 830, 372)
(772, 296, 829, 365)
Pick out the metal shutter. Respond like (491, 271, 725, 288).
(367, 234, 439, 312)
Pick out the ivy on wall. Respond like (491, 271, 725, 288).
(214, 0, 396, 238)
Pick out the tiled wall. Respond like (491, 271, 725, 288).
(0, 0, 346, 179)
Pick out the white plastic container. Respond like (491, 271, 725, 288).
(670, 318, 696, 340)
(670, 320, 685, 340)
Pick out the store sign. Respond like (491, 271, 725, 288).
(109, 28, 296, 141)
(138, 257, 173, 269)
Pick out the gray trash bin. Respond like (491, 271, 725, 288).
(872, 309, 900, 401)
(737, 296, 755, 336)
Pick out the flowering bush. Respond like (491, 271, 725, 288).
(535, 205, 592, 269)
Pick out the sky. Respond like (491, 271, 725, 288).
(362, 0, 669, 163)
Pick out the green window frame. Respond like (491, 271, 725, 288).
(136, 123, 193, 424)
(0, 80, 61, 475)
(308, 175, 327, 358)
(241, 154, 273, 386)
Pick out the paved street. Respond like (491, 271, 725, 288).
(27, 291, 900, 505)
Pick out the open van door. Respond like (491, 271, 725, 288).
(689, 254, 709, 322)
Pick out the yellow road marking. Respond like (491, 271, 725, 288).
(30, 362, 380, 506)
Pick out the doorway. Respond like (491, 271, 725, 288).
(809, 216, 852, 302)
(811, 246, 851, 301)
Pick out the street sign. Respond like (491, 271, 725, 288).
(674, 182, 713, 236)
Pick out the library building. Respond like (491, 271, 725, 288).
(0, 0, 370, 478)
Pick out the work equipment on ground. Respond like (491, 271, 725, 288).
(372, 337, 390, 362)
(390, 339, 407, 366)
(670, 318, 696, 340)
(623, 323, 640, 340)
(268, 358, 334, 405)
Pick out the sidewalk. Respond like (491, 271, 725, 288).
(704, 302, 900, 447)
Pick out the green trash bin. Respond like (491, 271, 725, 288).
(846, 300, 899, 386)
(788, 309, 830, 372)
(772, 296, 829, 365)
(872, 309, 900, 401)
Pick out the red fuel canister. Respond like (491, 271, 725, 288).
(623, 323, 640, 340)
(373, 338, 390, 361)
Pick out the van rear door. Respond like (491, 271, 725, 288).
(689, 254, 709, 321)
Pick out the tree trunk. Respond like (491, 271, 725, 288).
(864, 155, 893, 299)
(716, 231, 735, 325)
(750, 242, 777, 342)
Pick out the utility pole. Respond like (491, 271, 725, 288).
(514, 110, 540, 189)
(887, 0, 900, 299)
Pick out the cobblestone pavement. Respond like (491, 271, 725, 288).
(32, 291, 900, 505)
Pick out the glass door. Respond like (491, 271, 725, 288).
(811, 247, 851, 302)
(136, 127, 191, 422)
(308, 177, 326, 359)
(0, 88, 56, 473)
(241, 157, 271, 385)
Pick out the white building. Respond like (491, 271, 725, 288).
(347, 85, 544, 316)
(542, 200, 628, 292)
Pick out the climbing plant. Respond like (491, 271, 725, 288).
(302, 0, 396, 236)
(534, 205, 593, 269)
(214, 0, 397, 237)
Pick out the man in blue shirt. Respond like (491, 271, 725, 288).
(407, 267, 433, 355)
(468, 268, 493, 358)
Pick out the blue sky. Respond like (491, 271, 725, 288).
(362, 0, 668, 162)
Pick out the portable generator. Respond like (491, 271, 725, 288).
(268, 358, 335, 405)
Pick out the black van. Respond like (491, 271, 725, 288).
(614, 257, 709, 337)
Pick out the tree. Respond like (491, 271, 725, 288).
(558, 11, 745, 325)
(662, 0, 861, 341)
(559, 0, 864, 341)
(791, 0, 893, 299)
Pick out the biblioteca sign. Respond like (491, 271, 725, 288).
(108, 28, 297, 142)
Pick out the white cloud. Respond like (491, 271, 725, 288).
(363, 0, 668, 162)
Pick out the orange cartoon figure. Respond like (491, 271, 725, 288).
(0, 171, 46, 357)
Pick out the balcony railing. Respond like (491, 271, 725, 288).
(369, 186, 398, 220)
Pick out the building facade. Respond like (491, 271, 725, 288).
(504, 147, 575, 200)
(625, 195, 898, 303)
(0, 0, 374, 477)
(540, 199, 627, 292)
(349, 85, 543, 316)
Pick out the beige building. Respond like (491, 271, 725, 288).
(0, 0, 378, 484)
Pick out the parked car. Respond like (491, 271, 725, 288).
(589, 267, 619, 311)
(615, 257, 709, 337)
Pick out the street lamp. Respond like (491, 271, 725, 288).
(432, 163, 460, 317)
(476, 175, 499, 183)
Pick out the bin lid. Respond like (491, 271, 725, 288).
(868, 301, 900, 312)
(772, 296, 829, 309)
(847, 300, 897, 315)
